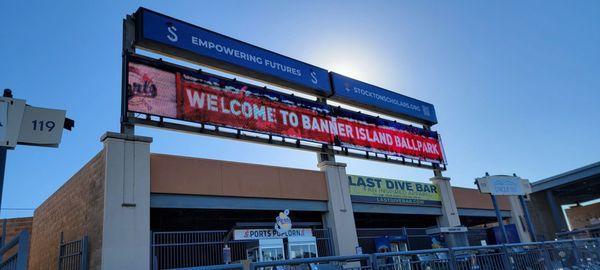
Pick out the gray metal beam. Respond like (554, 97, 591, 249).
(152, 194, 512, 219)
(151, 194, 328, 212)
(532, 162, 600, 193)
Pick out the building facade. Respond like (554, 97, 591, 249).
(0, 132, 536, 270)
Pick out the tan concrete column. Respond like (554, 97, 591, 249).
(100, 132, 152, 270)
(430, 176, 469, 247)
(508, 195, 532, 242)
(430, 177, 461, 227)
(318, 161, 360, 256)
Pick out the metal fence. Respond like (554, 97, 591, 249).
(251, 254, 373, 270)
(58, 236, 89, 270)
(172, 238, 600, 270)
(373, 238, 600, 270)
(152, 229, 334, 270)
(557, 224, 600, 240)
(0, 231, 29, 270)
(357, 228, 433, 252)
(357, 227, 490, 252)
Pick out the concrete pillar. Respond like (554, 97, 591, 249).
(100, 132, 152, 270)
(430, 176, 468, 246)
(431, 177, 461, 227)
(318, 161, 359, 256)
(507, 196, 532, 242)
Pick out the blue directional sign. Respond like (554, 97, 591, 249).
(135, 8, 331, 96)
(329, 72, 438, 125)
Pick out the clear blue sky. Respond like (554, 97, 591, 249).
(1, 1, 599, 218)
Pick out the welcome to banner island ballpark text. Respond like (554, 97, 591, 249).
(128, 61, 444, 162)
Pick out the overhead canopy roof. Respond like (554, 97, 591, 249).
(532, 162, 600, 203)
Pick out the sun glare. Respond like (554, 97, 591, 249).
(329, 59, 364, 80)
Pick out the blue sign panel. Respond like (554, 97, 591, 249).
(135, 8, 331, 96)
(329, 72, 438, 124)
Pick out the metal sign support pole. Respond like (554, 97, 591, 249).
(121, 15, 136, 135)
(519, 195, 537, 242)
(0, 147, 5, 222)
(423, 126, 444, 178)
(0, 89, 12, 221)
(491, 194, 509, 243)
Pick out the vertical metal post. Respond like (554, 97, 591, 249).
(499, 244, 513, 270)
(447, 247, 458, 270)
(491, 194, 509, 244)
(425, 124, 444, 179)
(570, 239, 582, 265)
(0, 89, 13, 224)
(541, 242, 554, 269)
(80, 236, 89, 270)
(121, 15, 136, 135)
(15, 231, 29, 270)
(370, 253, 379, 270)
(595, 239, 600, 261)
(1, 217, 6, 248)
(0, 89, 12, 221)
(57, 231, 63, 270)
(519, 195, 537, 242)
(0, 147, 5, 221)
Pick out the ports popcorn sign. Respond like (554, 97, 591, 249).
(126, 57, 446, 163)
(233, 228, 312, 240)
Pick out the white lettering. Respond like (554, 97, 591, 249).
(186, 90, 206, 109)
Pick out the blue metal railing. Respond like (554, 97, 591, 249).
(251, 254, 372, 270)
(372, 238, 600, 270)
(168, 237, 600, 270)
(0, 231, 29, 270)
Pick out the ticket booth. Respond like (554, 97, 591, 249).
(246, 236, 319, 262)
(246, 239, 285, 262)
(237, 227, 319, 262)
(287, 236, 318, 259)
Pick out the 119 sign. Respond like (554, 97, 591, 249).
(31, 120, 56, 132)
(18, 107, 66, 147)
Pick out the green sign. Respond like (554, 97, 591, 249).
(348, 175, 441, 206)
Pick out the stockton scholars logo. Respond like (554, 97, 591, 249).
(310, 70, 318, 85)
(166, 23, 178, 42)
(274, 209, 292, 234)
(344, 82, 351, 92)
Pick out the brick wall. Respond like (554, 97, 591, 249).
(453, 187, 511, 210)
(0, 217, 32, 244)
(28, 151, 105, 270)
(0, 217, 33, 260)
(566, 202, 600, 230)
